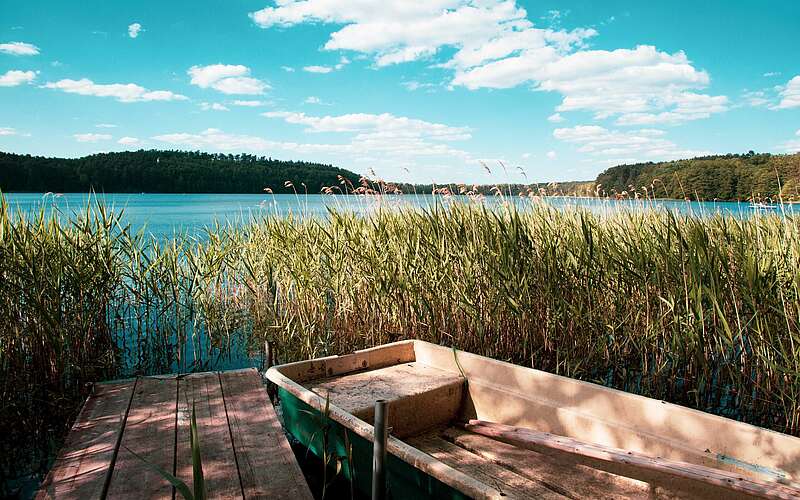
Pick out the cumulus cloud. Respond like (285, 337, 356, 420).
(118, 136, 140, 145)
(249, 1, 726, 125)
(200, 102, 229, 111)
(74, 133, 112, 143)
(0, 41, 40, 56)
(188, 64, 269, 95)
(774, 76, 800, 109)
(0, 127, 17, 136)
(263, 110, 471, 141)
(547, 113, 564, 123)
(43, 78, 187, 102)
(232, 100, 267, 107)
(546, 151, 557, 159)
(0, 69, 36, 86)
(95, 123, 117, 128)
(401, 81, 436, 91)
(128, 23, 143, 38)
(553, 124, 708, 160)
(303, 65, 333, 74)
(153, 129, 276, 151)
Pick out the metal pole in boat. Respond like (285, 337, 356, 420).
(372, 399, 388, 500)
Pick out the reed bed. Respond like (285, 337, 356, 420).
(2, 195, 800, 493)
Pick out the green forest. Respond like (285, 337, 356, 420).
(0, 150, 361, 194)
(2, 149, 800, 201)
(594, 152, 800, 201)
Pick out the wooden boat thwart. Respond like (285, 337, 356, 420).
(266, 340, 800, 499)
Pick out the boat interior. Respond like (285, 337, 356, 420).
(268, 340, 800, 499)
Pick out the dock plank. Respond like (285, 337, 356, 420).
(220, 369, 312, 500)
(36, 381, 136, 500)
(176, 372, 242, 498)
(106, 377, 178, 499)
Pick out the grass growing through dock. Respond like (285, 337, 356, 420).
(1, 194, 800, 491)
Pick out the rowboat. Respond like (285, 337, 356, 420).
(266, 340, 800, 499)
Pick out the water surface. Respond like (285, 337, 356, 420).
(4, 192, 792, 237)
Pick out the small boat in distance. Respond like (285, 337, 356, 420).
(750, 202, 779, 210)
(267, 340, 800, 499)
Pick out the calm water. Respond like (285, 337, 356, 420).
(3, 192, 793, 237)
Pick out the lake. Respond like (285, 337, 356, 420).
(2, 192, 793, 238)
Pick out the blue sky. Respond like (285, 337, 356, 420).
(1, 0, 799, 184)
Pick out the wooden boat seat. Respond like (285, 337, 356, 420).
(302, 361, 464, 438)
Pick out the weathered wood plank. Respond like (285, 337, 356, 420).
(442, 428, 668, 499)
(106, 377, 178, 499)
(219, 369, 312, 500)
(175, 372, 242, 498)
(407, 433, 566, 499)
(463, 420, 800, 500)
(36, 381, 136, 500)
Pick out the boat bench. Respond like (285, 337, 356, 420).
(302, 361, 464, 438)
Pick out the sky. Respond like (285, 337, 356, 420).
(1, 0, 799, 184)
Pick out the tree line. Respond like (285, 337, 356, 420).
(0, 150, 362, 194)
(594, 152, 800, 201)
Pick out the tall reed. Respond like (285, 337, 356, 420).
(2, 195, 799, 493)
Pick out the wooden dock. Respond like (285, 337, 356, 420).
(37, 369, 313, 499)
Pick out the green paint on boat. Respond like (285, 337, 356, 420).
(278, 388, 470, 500)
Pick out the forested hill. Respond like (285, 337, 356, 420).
(595, 153, 800, 201)
(0, 150, 361, 194)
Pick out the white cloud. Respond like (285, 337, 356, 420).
(200, 102, 229, 111)
(281, 66, 295, 72)
(742, 90, 770, 108)
(774, 76, 800, 110)
(128, 23, 143, 39)
(263, 110, 471, 140)
(402, 81, 436, 91)
(521, 152, 532, 159)
(232, 100, 266, 107)
(250, 1, 726, 125)
(44, 78, 187, 102)
(553, 124, 708, 160)
(95, 123, 117, 128)
(118, 136, 140, 145)
(546, 150, 557, 159)
(304, 96, 332, 105)
(547, 113, 564, 123)
(0, 69, 36, 86)
(0, 41, 40, 56)
(303, 65, 333, 74)
(188, 64, 269, 95)
(74, 133, 112, 143)
(763, 71, 781, 77)
(456, 45, 727, 125)
(0, 127, 17, 136)
(153, 129, 277, 151)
